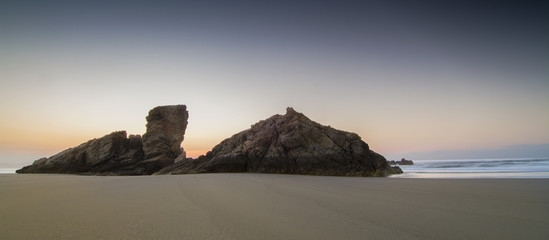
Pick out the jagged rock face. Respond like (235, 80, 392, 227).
(142, 105, 188, 166)
(17, 104, 189, 175)
(157, 107, 396, 176)
(16, 131, 148, 175)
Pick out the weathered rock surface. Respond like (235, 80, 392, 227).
(142, 105, 189, 166)
(392, 166, 404, 174)
(17, 105, 189, 175)
(16, 131, 148, 175)
(17, 105, 397, 177)
(388, 158, 414, 165)
(156, 107, 397, 176)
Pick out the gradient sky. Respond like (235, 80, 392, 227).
(1, 0, 548, 167)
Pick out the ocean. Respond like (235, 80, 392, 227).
(390, 158, 549, 178)
(0, 169, 18, 174)
(2, 158, 549, 178)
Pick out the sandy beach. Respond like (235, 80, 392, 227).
(1, 174, 548, 240)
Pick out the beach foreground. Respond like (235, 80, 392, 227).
(1, 174, 548, 240)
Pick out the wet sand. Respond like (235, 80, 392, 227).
(1, 174, 548, 240)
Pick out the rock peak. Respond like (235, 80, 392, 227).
(286, 107, 297, 115)
(284, 107, 307, 120)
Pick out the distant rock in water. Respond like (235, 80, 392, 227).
(387, 158, 414, 165)
(16, 105, 188, 175)
(157, 107, 397, 176)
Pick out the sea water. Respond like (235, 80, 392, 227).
(3, 158, 549, 178)
(0, 169, 17, 174)
(390, 158, 549, 178)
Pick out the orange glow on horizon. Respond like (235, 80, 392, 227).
(184, 149, 209, 159)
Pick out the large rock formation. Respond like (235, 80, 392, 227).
(16, 131, 147, 175)
(16, 105, 188, 175)
(17, 105, 398, 177)
(157, 107, 397, 176)
(142, 105, 189, 166)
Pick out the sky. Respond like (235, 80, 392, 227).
(1, 0, 548, 167)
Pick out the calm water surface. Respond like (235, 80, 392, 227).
(391, 158, 549, 178)
(3, 158, 549, 178)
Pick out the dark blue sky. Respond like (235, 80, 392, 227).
(2, 0, 547, 82)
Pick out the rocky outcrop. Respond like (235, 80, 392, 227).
(142, 105, 189, 166)
(16, 105, 188, 175)
(392, 166, 404, 174)
(157, 107, 397, 176)
(16, 131, 147, 175)
(388, 158, 414, 165)
(17, 105, 397, 177)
